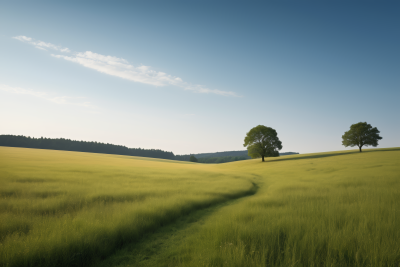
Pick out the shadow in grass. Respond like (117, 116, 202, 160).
(0, 224, 31, 242)
(15, 178, 53, 183)
(266, 147, 400, 164)
(90, 183, 259, 267)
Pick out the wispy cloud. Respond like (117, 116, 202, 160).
(13, 35, 70, 52)
(13, 36, 239, 97)
(51, 52, 239, 97)
(0, 84, 95, 109)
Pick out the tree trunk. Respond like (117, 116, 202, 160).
(262, 155, 265, 162)
(359, 146, 362, 152)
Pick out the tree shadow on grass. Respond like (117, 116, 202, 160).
(265, 147, 400, 164)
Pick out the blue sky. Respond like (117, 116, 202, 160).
(1, 1, 399, 155)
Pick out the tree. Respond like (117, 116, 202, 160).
(189, 155, 198, 162)
(243, 125, 282, 162)
(342, 122, 382, 152)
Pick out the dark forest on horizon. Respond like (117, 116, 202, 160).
(0, 135, 298, 163)
(0, 135, 176, 159)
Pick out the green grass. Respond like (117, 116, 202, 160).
(0, 147, 255, 267)
(1, 147, 400, 266)
(155, 148, 400, 267)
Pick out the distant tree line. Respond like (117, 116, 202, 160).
(175, 154, 249, 164)
(197, 156, 248, 163)
(174, 154, 192, 161)
(193, 150, 298, 159)
(194, 151, 251, 159)
(0, 135, 175, 160)
(0, 135, 299, 164)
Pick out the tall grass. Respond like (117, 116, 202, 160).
(0, 147, 255, 267)
(2, 147, 400, 267)
(163, 149, 400, 267)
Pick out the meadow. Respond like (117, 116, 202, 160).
(0, 147, 255, 267)
(150, 148, 400, 267)
(1, 146, 399, 267)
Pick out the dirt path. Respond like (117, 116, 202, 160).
(91, 182, 259, 267)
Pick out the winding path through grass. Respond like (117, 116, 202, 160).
(94, 148, 400, 267)
(3, 147, 399, 266)
(92, 183, 259, 267)
(0, 147, 256, 267)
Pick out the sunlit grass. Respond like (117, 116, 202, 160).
(0, 147, 255, 267)
(164, 148, 400, 267)
(1, 147, 399, 267)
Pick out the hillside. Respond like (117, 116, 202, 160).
(158, 148, 400, 267)
(1, 147, 399, 267)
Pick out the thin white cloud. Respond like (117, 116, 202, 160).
(0, 84, 95, 109)
(13, 36, 239, 97)
(51, 51, 239, 96)
(13, 35, 71, 53)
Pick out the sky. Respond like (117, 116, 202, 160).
(0, 1, 399, 155)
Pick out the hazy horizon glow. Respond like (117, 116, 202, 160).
(0, 1, 399, 154)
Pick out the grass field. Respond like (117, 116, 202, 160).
(159, 148, 400, 267)
(0, 147, 255, 267)
(1, 146, 399, 266)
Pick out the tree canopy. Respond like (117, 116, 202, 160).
(243, 125, 282, 162)
(342, 122, 382, 152)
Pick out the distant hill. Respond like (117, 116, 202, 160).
(192, 150, 299, 159)
(174, 150, 299, 164)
